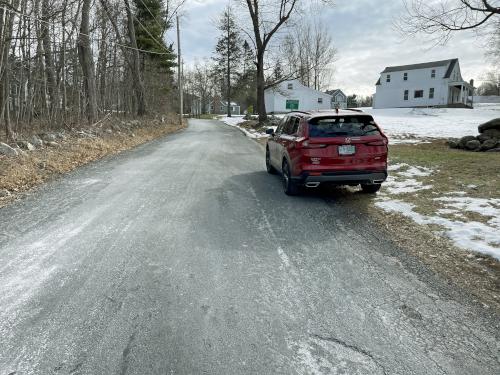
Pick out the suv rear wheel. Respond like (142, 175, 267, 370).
(361, 184, 382, 194)
(282, 160, 299, 195)
(266, 147, 277, 174)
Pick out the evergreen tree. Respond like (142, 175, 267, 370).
(213, 6, 241, 117)
(133, 0, 176, 71)
(233, 41, 257, 114)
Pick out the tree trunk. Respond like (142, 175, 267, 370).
(256, 52, 266, 123)
(78, 0, 99, 123)
(41, 0, 59, 117)
(124, 0, 146, 116)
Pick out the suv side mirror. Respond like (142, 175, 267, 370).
(266, 128, 275, 135)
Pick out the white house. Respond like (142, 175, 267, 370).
(206, 97, 241, 116)
(264, 80, 333, 113)
(373, 59, 474, 109)
(326, 89, 348, 109)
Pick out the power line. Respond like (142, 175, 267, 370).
(136, 0, 174, 45)
(4, 6, 173, 56)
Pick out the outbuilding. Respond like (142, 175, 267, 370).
(264, 80, 333, 114)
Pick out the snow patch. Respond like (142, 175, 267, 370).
(219, 116, 269, 139)
(376, 199, 500, 260)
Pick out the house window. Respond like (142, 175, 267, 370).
(431, 69, 436, 78)
(429, 88, 435, 99)
(386, 74, 391, 83)
(287, 83, 293, 90)
(403, 73, 408, 81)
(414, 90, 424, 98)
(318, 97, 323, 104)
(404, 90, 409, 101)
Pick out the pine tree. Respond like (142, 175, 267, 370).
(133, 0, 176, 71)
(232, 40, 257, 113)
(213, 6, 241, 117)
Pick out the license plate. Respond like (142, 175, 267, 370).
(338, 145, 356, 155)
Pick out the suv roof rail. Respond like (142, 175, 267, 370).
(289, 110, 312, 115)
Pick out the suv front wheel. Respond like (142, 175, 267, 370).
(282, 160, 299, 195)
(266, 147, 277, 174)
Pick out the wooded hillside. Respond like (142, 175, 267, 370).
(0, 0, 180, 141)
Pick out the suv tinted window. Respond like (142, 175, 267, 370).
(308, 116, 380, 137)
(276, 117, 287, 134)
(283, 116, 299, 135)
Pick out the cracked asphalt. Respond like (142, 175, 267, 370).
(0, 119, 499, 374)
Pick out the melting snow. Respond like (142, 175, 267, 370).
(376, 199, 500, 260)
(378, 163, 500, 259)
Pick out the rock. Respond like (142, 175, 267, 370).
(478, 118, 500, 133)
(0, 142, 18, 156)
(458, 135, 477, 148)
(465, 140, 481, 151)
(486, 147, 500, 152)
(483, 128, 500, 139)
(105, 129, 113, 134)
(40, 133, 57, 142)
(480, 139, 498, 151)
(56, 132, 65, 139)
(46, 141, 59, 147)
(31, 135, 43, 147)
(477, 133, 492, 142)
(17, 140, 36, 151)
(0, 189, 11, 198)
(447, 139, 459, 149)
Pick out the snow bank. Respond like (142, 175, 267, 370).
(362, 103, 500, 141)
(219, 116, 269, 139)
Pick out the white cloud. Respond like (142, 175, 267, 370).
(174, 0, 494, 96)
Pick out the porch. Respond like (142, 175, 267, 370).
(448, 81, 474, 108)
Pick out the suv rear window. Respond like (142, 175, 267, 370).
(308, 116, 380, 137)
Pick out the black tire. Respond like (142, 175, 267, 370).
(266, 147, 277, 174)
(282, 160, 299, 195)
(361, 184, 382, 194)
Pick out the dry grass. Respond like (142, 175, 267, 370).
(367, 140, 500, 312)
(0, 116, 185, 207)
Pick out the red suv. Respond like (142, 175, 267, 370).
(265, 110, 388, 195)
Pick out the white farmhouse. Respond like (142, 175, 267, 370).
(373, 59, 474, 109)
(264, 80, 333, 113)
(326, 89, 348, 109)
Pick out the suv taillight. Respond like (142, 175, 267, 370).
(297, 139, 327, 149)
(367, 138, 388, 146)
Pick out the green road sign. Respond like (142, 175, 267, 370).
(286, 100, 299, 110)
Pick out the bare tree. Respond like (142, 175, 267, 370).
(281, 20, 337, 91)
(244, 0, 299, 122)
(78, 0, 99, 123)
(398, 0, 500, 43)
(243, 0, 334, 122)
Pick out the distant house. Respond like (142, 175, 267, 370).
(264, 80, 333, 113)
(373, 58, 474, 109)
(326, 89, 347, 109)
(207, 96, 241, 116)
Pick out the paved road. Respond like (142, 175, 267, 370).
(0, 119, 498, 375)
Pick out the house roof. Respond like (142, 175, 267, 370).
(381, 59, 458, 75)
(326, 89, 346, 98)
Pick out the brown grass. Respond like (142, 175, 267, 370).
(0, 116, 185, 207)
(368, 140, 500, 312)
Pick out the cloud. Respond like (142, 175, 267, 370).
(173, 0, 493, 96)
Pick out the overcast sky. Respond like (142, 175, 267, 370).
(168, 0, 495, 96)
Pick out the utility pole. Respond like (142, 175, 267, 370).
(177, 15, 183, 125)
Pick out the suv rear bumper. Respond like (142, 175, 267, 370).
(292, 170, 388, 185)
